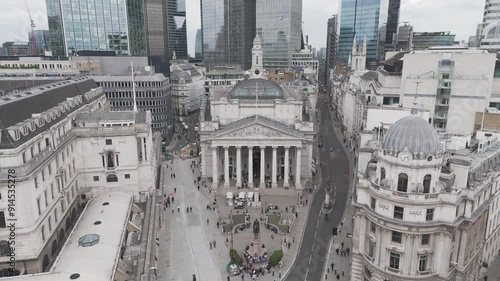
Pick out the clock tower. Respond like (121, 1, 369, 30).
(251, 35, 264, 78)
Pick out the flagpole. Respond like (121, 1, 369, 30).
(132, 61, 137, 113)
(255, 82, 258, 120)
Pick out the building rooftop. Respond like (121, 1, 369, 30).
(75, 111, 147, 124)
(231, 78, 284, 99)
(92, 73, 167, 82)
(206, 67, 243, 76)
(382, 114, 441, 156)
(10, 192, 133, 281)
(0, 78, 101, 149)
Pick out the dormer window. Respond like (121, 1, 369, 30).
(31, 121, 36, 131)
(23, 125, 29, 136)
(38, 118, 45, 127)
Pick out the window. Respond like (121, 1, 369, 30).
(370, 222, 376, 233)
(389, 252, 401, 270)
(41, 226, 46, 242)
(22, 152, 26, 164)
(48, 217, 52, 232)
(48, 163, 52, 175)
(368, 240, 375, 258)
(442, 73, 450, 79)
(397, 173, 408, 192)
(54, 209, 58, 222)
(418, 255, 428, 272)
(42, 170, 45, 181)
(106, 174, 118, 182)
(423, 175, 431, 193)
(61, 201, 65, 213)
(421, 234, 430, 245)
(394, 206, 404, 220)
(34, 176, 38, 189)
(0, 212, 6, 228)
(391, 231, 402, 243)
(37, 198, 41, 215)
(93, 176, 99, 182)
(44, 190, 48, 207)
(125, 174, 130, 179)
(370, 197, 376, 209)
(426, 209, 434, 221)
(380, 168, 386, 181)
(106, 139, 112, 145)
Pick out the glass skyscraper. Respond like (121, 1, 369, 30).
(195, 29, 202, 59)
(337, 0, 390, 66)
(45, 0, 166, 57)
(167, 0, 188, 59)
(256, 0, 302, 68)
(200, 0, 256, 69)
(28, 30, 52, 55)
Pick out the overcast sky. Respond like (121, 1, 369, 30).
(0, 0, 484, 57)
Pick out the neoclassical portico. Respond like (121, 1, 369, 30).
(200, 115, 313, 190)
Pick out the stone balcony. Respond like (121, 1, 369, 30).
(361, 178, 444, 204)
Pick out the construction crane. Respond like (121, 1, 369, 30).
(25, 0, 37, 55)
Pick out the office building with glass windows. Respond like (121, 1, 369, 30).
(256, 0, 302, 69)
(200, 0, 256, 70)
(195, 29, 202, 59)
(28, 30, 52, 56)
(167, 0, 188, 59)
(337, 0, 391, 67)
(45, 0, 168, 58)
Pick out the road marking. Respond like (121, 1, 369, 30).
(316, 221, 319, 228)
(305, 268, 309, 280)
(308, 255, 312, 265)
(318, 210, 321, 216)
(314, 231, 317, 238)
(312, 244, 315, 252)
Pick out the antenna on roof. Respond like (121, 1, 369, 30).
(255, 82, 259, 120)
(131, 61, 137, 113)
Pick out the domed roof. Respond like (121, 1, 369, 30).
(231, 78, 284, 99)
(382, 115, 440, 156)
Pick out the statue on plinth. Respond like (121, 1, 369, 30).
(253, 219, 260, 239)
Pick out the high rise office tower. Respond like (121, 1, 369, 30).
(28, 30, 51, 56)
(195, 29, 202, 59)
(256, 0, 303, 68)
(167, 0, 188, 59)
(325, 16, 338, 73)
(337, 0, 393, 67)
(200, 0, 256, 70)
(45, 0, 168, 58)
(480, 0, 500, 50)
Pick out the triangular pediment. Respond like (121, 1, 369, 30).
(210, 116, 304, 140)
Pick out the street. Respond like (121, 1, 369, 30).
(284, 93, 352, 281)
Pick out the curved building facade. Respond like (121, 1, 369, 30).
(352, 114, 498, 281)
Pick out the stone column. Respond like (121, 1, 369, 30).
(284, 146, 290, 188)
(212, 146, 218, 189)
(236, 146, 242, 187)
(272, 146, 278, 188)
(248, 147, 253, 186)
(224, 146, 230, 187)
(260, 146, 265, 188)
(201, 144, 207, 177)
(295, 146, 302, 189)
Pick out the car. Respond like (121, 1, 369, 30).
(194, 126, 199, 132)
(318, 142, 322, 148)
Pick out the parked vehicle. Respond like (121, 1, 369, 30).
(194, 126, 199, 132)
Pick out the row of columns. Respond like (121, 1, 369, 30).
(212, 145, 302, 189)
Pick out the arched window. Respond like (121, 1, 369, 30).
(380, 168, 386, 181)
(397, 173, 408, 192)
(106, 174, 118, 182)
(423, 175, 432, 193)
(51, 240, 58, 257)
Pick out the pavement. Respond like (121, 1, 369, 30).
(284, 93, 354, 281)
(484, 253, 500, 281)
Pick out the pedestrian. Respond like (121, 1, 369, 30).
(213, 240, 217, 248)
(241, 273, 244, 280)
(330, 262, 334, 271)
(286, 207, 288, 213)
(187, 206, 189, 212)
(342, 269, 344, 276)
(198, 185, 200, 191)
(305, 199, 308, 205)
(336, 274, 340, 280)
(335, 248, 339, 255)
(288, 242, 291, 249)
(217, 221, 220, 228)
(341, 242, 344, 248)
(177, 206, 180, 212)
(207, 218, 209, 225)
(174, 187, 177, 193)
(295, 212, 298, 218)
(346, 247, 350, 255)
(190, 207, 193, 212)
(171, 208, 174, 214)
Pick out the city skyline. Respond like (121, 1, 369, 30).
(0, 0, 483, 57)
